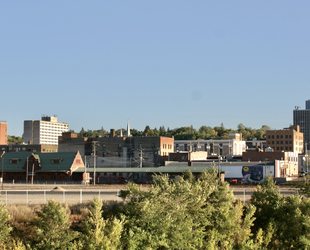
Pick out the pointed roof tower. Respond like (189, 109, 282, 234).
(126, 120, 131, 137)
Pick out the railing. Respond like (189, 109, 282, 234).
(0, 189, 121, 204)
(232, 188, 300, 203)
(0, 188, 301, 204)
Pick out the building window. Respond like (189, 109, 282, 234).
(10, 159, 19, 164)
(277, 147, 279, 150)
(52, 159, 62, 164)
(281, 135, 283, 139)
(277, 141, 279, 144)
(272, 135, 274, 139)
(286, 135, 288, 139)
(272, 141, 274, 144)
(277, 135, 279, 139)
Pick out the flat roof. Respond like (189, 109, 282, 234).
(74, 165, 229, 174)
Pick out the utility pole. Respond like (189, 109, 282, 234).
(139, 148, 143, 168)
(84, 155, 87, 185)
(26, 157, 28, 184)
(306, 142, 309, 173)
(264, 157, 267, 179)
(92, 141, 99, 185)
(218, 154, 221, 184)
(1, 156, 4, 193)
(31, 163, 34, 185)
(94, 142, 96, 185)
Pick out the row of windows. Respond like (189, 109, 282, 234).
(40, 135, 60, 139)
(40, 130, 67, 133)
(41, 122, 68, 127)
(268, 134, 293, 139)
(162, 144, 172, 150)
(268, 134, 303, 140)
(267, 141, 293, 145)
(268, 146, 293, 151)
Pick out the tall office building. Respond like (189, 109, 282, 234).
(293, 100, 310, 152)
(23, 115, 69, 145)
(0, 122, 8, 145)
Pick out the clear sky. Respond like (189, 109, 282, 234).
(1, 1, 310, 136)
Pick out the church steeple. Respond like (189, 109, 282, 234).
(126, 120, 131, 137)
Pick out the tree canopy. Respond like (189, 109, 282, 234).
(2, 171, 310, 249)
(74, 124, 269, 140)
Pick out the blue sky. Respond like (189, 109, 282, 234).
(1, 1, 310, 136)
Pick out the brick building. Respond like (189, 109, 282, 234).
(266, 125, 303, 153)
(58, 131, 174, 168)
(0, 122, 8, 145)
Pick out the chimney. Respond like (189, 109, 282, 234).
(110, 129, 115, 138)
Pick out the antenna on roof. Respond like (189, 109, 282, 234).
(295, 106, 301, 110)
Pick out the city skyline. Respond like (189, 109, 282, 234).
(1, 1, 310, 136)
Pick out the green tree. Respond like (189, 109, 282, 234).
(0, 202, 12, 248)
(78, 127, 85, 137)
(251, 176, 284, 233)
(7, 136, 23, 144)
(198, 126, 216, 139)
(250, 176, 310, 249)
(81, 197, 123, 250)
(119, 169, 264, 249)
(159, 126, 166, 136)
(153, 127, 159, 136)
(143, 125, 151, 136)
(100, 127, 106, 137)
(32, 200, 79, 250)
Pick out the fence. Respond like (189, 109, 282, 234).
(233, 188, 300, 203)
(0, 188, 301, 204)
(0, 189, 121, 204)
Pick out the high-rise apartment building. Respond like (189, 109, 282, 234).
(293, 100, 310, 152)
(0, 122, 8, 145)
(24, 115, 69, 145)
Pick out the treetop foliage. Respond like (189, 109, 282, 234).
(3, 170, 310, 249)
(75, 123, 269, 140)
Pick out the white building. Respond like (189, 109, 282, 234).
(174, 134, 246, 156)
(23, 115, 69, 145)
